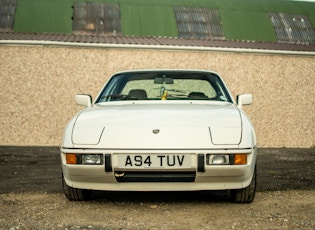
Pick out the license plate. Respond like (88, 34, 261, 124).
(117, 154, 192, 169)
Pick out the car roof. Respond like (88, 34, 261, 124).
(112, 69, 221, 76)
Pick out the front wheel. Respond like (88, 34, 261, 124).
(62, 174, 92, 201)
(230, 166, 256, 203)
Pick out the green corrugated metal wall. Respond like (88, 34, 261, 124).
(14, 0, 73, 33)
(220, 10, 277, 42)
(11, 0, 315, 43)
(121, 4, 177, 37)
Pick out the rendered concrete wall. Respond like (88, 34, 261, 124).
(0, 45, 314, 147)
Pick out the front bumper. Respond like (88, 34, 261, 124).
(61, 148, 257, 191)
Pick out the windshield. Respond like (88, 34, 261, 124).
(95, 71, 233, 103)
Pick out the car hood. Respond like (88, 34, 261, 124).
(72, 102, 242, 148)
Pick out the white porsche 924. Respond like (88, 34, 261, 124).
(61, 69, 257, 203)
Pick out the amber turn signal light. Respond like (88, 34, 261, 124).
(66, 154, 77, 164)
(234, 154, 247, 165)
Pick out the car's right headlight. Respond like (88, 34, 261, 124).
(66, 153, 103, 165)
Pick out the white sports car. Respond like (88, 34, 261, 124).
(61, 69, 257, 203)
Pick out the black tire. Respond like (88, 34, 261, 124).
(62, 174, 92, 201)
(231, 166, 256, 203)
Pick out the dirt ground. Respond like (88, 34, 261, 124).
(0, 146, 314, 229)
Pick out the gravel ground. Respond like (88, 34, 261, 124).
(0, 146, 314, 229)
(0, 190, 314, 229)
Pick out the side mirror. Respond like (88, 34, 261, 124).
(236, 94, 252, 108)
(75, 94, 92, 107)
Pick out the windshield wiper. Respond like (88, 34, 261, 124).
(165, 88, 187, 93)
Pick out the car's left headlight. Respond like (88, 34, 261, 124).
(206, 154, 247, 165)
(208, 155, 230, 165)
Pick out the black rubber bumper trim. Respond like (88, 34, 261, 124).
(115, 171, 196, 182)
(104, 154, 112, 172)
(197, 154, 205, 172)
